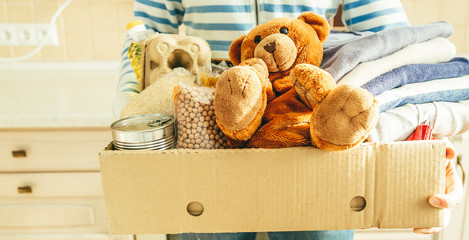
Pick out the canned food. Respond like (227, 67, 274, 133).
(111, 114, 176, 150)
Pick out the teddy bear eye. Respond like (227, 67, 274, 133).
(254, 35, 261, 44)
(280, 27, 288, 34)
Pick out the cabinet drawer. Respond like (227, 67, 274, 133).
(0, 129, 111, 172)
(0, 198, 107, 234)
(0, 172, 103, 197)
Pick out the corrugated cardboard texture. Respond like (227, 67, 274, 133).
(99, 141, 446, 234)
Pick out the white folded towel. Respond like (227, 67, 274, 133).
(368, 100, 469, 142)
(338, 37, 456, 86)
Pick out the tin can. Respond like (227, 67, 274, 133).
(111, 114, 175, 150)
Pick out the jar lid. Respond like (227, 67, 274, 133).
(111, 114, 175, 144)
(126, 20, 145, 30)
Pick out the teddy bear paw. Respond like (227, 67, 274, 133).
(310, 84, 379, 151)
(214, 65, 267, 141)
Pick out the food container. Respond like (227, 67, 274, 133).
(111, 114, 176, 150)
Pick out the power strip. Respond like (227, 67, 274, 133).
(0, 23, 59, 47)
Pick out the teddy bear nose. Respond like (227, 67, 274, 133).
(264, 41, 276, 53)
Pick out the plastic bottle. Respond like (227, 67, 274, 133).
(126, 20, 150, 91)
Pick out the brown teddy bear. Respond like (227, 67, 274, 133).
(214, 12, 379, 151)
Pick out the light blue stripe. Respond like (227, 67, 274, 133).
(121, 54, 129, 62)
(121, 88, 140, 94)
(144, 24, 153, 32)
(136, 0, 166, 9)
(206, 40, 233, 51)
(365, 21, 410, 32)
(185, 5, 250, 14)
(379, 88, 469, 112)
(120, 80, 139, 88)
(184, 21, 252, 31)
(136, 0, 184, 16)
(122, 70, 134, 76)
(345, 7, 403, 25)
(262, 3, 334, 15)
(121, 46, 129, 57)
(119, 70, 135, 83)
(119, 81, 139, 89)
(343, 0, 380, 11)
(135, 11, 179, 29)
(122, 62, 131, 70)
(326, 8, 338, 14)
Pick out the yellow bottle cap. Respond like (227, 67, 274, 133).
(127, 20, 145, 30)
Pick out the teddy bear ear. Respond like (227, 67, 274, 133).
(229, 35, 245, 65)
(297, 11, 330, 43)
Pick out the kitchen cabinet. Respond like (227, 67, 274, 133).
(0, 61, 168, 240)
(0, 61, 128, 240)
(0, 128, 167, 240)
(0, 128, 112, 239)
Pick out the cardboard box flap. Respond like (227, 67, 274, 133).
(99, 141, 446, 234)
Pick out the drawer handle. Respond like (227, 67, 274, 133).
(17, 186, 32, 194)
(12, 150, 27, 158)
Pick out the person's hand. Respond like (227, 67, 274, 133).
(414, 141, 464, 234)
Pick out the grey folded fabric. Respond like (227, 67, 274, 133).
(323, 30, 374, 49)
(321, 21, 454, 81)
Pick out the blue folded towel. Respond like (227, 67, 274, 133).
(362, 57, 469, 96)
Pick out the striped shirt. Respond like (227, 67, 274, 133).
(114, 0, 410, 116)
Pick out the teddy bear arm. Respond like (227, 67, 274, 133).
(290, 64, 336, 109)
(271, 75, 294, 95)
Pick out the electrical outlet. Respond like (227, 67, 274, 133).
(0, 23, 59, 46)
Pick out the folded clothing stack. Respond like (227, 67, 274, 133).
(322, 21, 469, 142)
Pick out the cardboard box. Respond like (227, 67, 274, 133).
(99, 141, 446, 234)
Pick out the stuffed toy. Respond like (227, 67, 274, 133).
(213, 12, 379, 151)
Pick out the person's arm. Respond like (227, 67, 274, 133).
(113, 0, 184, 117)
(340, 0, 410, 32)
